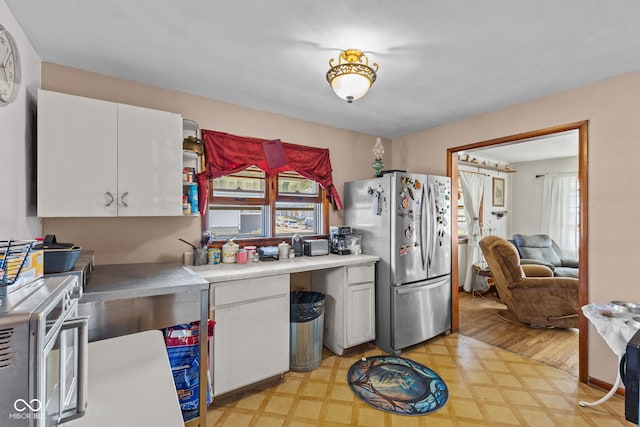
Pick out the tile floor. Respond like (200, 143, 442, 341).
(207, 334, 628, 426)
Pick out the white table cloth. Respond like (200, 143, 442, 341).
(582, 303, 640, 356)
(579, 303, 640, 407)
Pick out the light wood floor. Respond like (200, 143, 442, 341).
(207, 334, 624, 426)
(458, 290, 579, 376)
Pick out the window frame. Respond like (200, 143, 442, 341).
(207, 170, 330, 246)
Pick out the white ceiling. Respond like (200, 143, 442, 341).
(465, 130, 579, 163)
(6, 1, 640, 139)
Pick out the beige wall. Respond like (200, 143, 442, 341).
(40, 63, 391, 265)
(391, 69, 640, 385)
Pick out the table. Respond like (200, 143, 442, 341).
(579, 303, 640, 407)
(471, 262, 497, 297)
(62, 331, 184, 426)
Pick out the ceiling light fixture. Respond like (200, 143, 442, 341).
(326, 49, 378, 103)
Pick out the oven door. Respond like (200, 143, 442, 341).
(42, 314, 88, 426)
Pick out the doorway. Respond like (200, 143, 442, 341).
(447, 121, 589, 382)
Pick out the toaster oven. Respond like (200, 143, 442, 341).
(0, 275, 88, 426)
(303, 239, 329, 256)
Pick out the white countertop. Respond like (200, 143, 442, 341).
(188, 253, 379, 283)
(63, 330, 184, 427)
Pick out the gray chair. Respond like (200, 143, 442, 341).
(512, 234, 578, 278)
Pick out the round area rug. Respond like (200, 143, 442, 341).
(347, 355, 448, 416)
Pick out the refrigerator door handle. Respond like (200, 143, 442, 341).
(396, 277, 450, 294)
(420, 186, 428, 269)
(428, 182, 437, 269)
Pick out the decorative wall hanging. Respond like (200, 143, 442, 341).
(492, 177, 505, 207)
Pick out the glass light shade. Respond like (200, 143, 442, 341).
(373, 137, 384, 160)
(330, 72, 372, 103)
(326, 49, 378, 103)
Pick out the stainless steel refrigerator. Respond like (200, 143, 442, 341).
(344, 172, 451, 355)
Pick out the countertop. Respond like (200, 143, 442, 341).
(81, 262, 209, 303)
(188, 253, 379, 283)
(62, 330, 184, 427)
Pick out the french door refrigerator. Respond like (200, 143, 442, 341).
(344, 172, 451, 355)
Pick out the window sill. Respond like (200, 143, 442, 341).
(208, 235, 329, 248)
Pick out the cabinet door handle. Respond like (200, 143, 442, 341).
(105, 192, 115, 207)
(120, 192, 129, 208)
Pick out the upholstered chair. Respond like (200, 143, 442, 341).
(512, 234, 579, 278)
(479, 235, 579, 328)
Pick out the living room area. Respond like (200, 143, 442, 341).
(455, 126, 580, 376)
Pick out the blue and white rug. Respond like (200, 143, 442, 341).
(347, 355, 449, 416)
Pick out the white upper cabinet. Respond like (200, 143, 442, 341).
(37, 90, 118, 217)
(37, 90, 182, 217)
(116, 103, 182, 216)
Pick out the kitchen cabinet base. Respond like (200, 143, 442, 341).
(312, 262, 376, 356)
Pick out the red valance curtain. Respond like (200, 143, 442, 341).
(195, 130, 343, 215)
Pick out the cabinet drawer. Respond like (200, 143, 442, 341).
(347, 264, 374, 285)
(211, 274, 289, 307)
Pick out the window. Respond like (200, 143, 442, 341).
(208, 168, 327, 240)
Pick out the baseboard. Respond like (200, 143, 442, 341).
(587, 376, 625, 397)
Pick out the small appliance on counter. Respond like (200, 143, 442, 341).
(291, 234, 304, 257)
(278, 241, 291, 260)
(303, 239, 329, 256)
(258, 246, 279, 261)
(330, 226, 353, 255)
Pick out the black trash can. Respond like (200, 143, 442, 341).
(290, 291, 325, 372)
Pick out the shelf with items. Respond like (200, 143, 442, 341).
(181, 119, 205, 217)
(458, 160, 517, 174)
(182, 160, 200, 216)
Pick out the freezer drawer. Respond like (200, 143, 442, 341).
(392, 276, 451, 350)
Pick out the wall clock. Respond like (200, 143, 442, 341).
(0, 24, 21, 106)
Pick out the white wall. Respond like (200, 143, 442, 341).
(0, 0, 41, 239)
(509, 156, 578, 238)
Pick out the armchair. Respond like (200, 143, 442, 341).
(512, 234, 579, 278)
(479, 235, 579, 328)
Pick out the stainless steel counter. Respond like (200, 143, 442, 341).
(81, 262, 208, 302)
(79, 262, 209, 426)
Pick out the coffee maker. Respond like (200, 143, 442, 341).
(330, 226, 352, 255)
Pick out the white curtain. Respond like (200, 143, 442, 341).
(460, 171, 485, 291)
(541, 173, 579, 258)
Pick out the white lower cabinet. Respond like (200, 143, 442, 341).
(345, 281, 376, 347)
(210, 275, 289, 396)
(312, 262, 376, 355)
